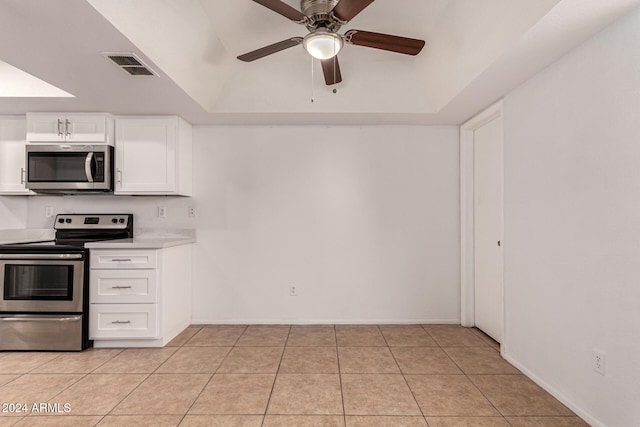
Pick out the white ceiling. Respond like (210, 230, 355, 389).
(0, 0, 638, 125)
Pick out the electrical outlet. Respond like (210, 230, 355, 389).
(158, 206, 167, 218)
(592, 349, 606, 375)
(188, 206, 196, 218)
(290, 285, 297, 296)
(45, 207, 54, 218)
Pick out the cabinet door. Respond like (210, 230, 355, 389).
(0, 117, 31, 194)
(115, 118, 177, 194)
(65, 114, 107, 143)
(26, 113, 65, 142)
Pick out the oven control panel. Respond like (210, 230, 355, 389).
(54, 214, 132, 229)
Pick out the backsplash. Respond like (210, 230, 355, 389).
(26, 195, 196, 233)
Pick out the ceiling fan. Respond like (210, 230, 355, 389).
(237, 0, 426, 86)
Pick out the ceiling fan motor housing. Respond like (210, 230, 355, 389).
(302, 0, 342, 32)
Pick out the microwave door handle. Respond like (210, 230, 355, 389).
(85, 152, 94, 183)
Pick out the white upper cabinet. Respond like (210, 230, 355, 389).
(114, 116, 192, 196)
(0, 116, 32, 195)
(26, 112, 114, 144)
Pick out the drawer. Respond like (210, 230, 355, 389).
(90, 304, 158, 339)
(90, 269, 158, 303)
(91, 250, 157, 269)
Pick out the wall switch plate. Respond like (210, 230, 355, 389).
(45, 207, 53, 218)
(158, 206, 167, 218)
(593, 349, 606, 375)
(290, 285, 297, 296)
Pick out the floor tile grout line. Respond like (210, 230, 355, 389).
(260, 325, 291, 427)
(178, 328, 247, 425)
(465, 372, 508, 419)
(98, 370, 152, 419)
(333, 324, 348, 427)
(380, 325, 429, 425)
(0, 353, 116, 421)
(29, 371, 92, 419)
(32, 348, 125, 424)
(126, 346, 181, 376)
(436, 337, 510, 418)
(420, 325, 441, 348)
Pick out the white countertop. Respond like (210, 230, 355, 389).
(85, 235, 195, 249)
(0, 229, 55, 245)
(0, 228, 194, 249)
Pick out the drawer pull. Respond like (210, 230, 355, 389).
(110, 258, 132, 262)
(111, 320, 131, 324)
(111, 286, 132, 289)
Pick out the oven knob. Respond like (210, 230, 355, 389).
(58, 218, 65, 223)
(119, 218, 125, 224)
(65, 218, 72, 223)
(112, 218, 118, 224)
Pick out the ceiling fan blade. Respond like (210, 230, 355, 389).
(237, 38, 303, 62)
(321, 57, 343, 85)
(252, 0, 306, 23)
(331, 0, 375, 23)
(346, 30, 425, 55)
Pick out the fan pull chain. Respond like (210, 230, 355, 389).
(333, 42, 338, 95)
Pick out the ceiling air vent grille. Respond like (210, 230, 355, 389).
(102, 52, 158, 77)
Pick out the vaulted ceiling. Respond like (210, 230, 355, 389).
(0, 0, 638, 125)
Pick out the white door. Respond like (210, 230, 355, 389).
(473, 115, 504, 343)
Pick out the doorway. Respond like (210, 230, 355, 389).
(460, 101, 504, 347)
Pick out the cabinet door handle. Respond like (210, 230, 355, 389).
(111, 320, 131, 325)
(116, 168, 122, 185)
(20, 168, 26, 184)
(65, 119, 71, 137)
(57, 119, 63, 136)
(110, 258, 132, 262)
(111, 286, 133, 289)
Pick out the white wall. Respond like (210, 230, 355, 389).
(503, 7, 640, 427)
(0, 196, 27, 229)
(192, 126, 460, 324)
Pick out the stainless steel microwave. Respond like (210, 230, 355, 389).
(25, 144, 113, 193)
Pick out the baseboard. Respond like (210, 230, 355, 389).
(503, 353, 604, 427)
(190, 318, 461, 326)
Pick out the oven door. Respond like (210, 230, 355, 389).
(0, 254, 85, 313)
(25, 144, 113, 192)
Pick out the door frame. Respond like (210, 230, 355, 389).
(460, 100, 505, 351)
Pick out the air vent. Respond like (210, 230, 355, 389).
(102, 52, 158, 77)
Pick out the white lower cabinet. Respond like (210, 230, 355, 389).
(89, 245, 192, 347)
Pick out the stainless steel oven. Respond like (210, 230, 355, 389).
(0, 253, 85, 313)
(0, 250, 87, 351)
(25, 144, 113, 193)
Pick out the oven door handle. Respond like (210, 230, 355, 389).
(0, 315, 82, 322)
(85, 152, 95, 183)
(0, 254, 84, 260)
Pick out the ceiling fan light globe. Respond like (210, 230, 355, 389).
(303, 32, 343, 60)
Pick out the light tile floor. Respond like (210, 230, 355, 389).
(0, 325, 589, 426)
